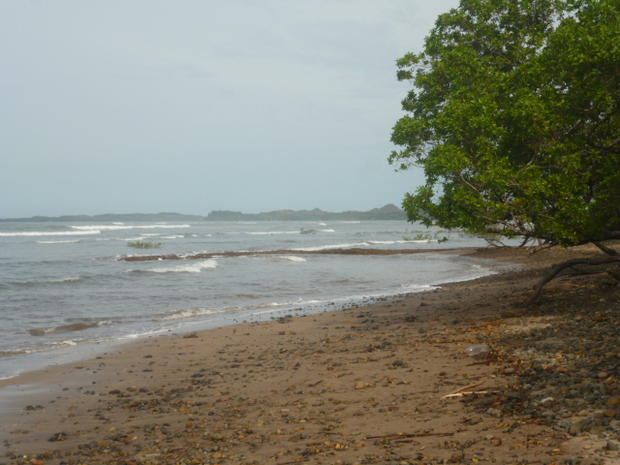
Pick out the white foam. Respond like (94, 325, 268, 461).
(70, 224, 191, 231)
(156, 299, 310, 322)
(53, 276, 81, 283)
(367, 239, 430, 245)
(246, 231, 299, 235)
(13, 276, 81, 286)
(318, 229, 336, 233)
(278, 256, 307, 263)
(294, 242, 370, 252)
(318, 222, 327, 226)
(156, 308, 221, 321)
(47, 339, 79, 348)
(145, 259, 218, 274)
(35, 239, 81, 244)
(0, 230, 100, 237)
(120, 328, 170, 339)
(161, 235, 184, 239)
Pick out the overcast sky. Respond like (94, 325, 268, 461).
(0, 0, 459, 217)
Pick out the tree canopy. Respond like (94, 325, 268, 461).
(390, 0, 620, 248)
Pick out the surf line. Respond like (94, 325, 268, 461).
(119, 247, 461, 262)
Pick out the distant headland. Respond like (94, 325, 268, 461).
(1, 204, 406, 222)
(204, 204, 405, 221)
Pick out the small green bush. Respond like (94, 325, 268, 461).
(127, 241, 162, 249)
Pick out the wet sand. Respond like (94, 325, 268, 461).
(1, 245, 618, 465)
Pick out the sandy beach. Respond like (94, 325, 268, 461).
(1, 245, 618, 465)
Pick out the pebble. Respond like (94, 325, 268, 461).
(607, 396, 620, 407)
(606, 439, 620, 451)
(48, 432, 68, 442)
(485, 407, 502, 418)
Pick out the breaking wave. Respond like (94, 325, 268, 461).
(36, 239, 81, 244)
(4, 276, 82, 288)
(70, 224, 191, 231)
(293, 242, 370, 251)
(28, 320, 108, 337)
(277, 256, 307, 263)
(154, 300, 306, 322)
(0, 230, 100, 237)
(246, 231, 299, 236)
(138, 259, 218, 274)
(367, 239, 431, 245)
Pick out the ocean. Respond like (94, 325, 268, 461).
(0, 220, 511, 379)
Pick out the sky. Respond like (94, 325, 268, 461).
(0, 0, 459, 217)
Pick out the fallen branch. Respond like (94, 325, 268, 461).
(366, 432, 455, 440)
(441, 381, 484, 399)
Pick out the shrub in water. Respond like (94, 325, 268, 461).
(127, 241, 162, 249)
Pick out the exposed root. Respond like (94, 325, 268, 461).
(529, 255, 620, 303)
(593, 241, 619, 256)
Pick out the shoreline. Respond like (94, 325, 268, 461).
(1, 245, 618, 464)
(0, 249, 510, 382)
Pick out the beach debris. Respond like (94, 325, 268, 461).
(48, 432, 68, 442)
(441, 381, 492, 399)
(24, 404, 44, 411)
(464, 344, 490, 357)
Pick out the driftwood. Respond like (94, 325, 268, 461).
(530, 255, 620, 303)
(441, 381, 485, 399)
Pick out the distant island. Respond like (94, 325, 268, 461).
(1, 204, 406, 222)
(205, 204, 405, 221)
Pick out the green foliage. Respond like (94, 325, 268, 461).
(127, 241, 162, 249)
(390, 0, 620, 246)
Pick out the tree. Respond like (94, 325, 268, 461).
(390, 0, 620, 298)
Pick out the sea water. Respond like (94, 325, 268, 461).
(0, 220, 512, 379)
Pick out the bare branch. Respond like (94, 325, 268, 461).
(529, 256, 620, 303)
